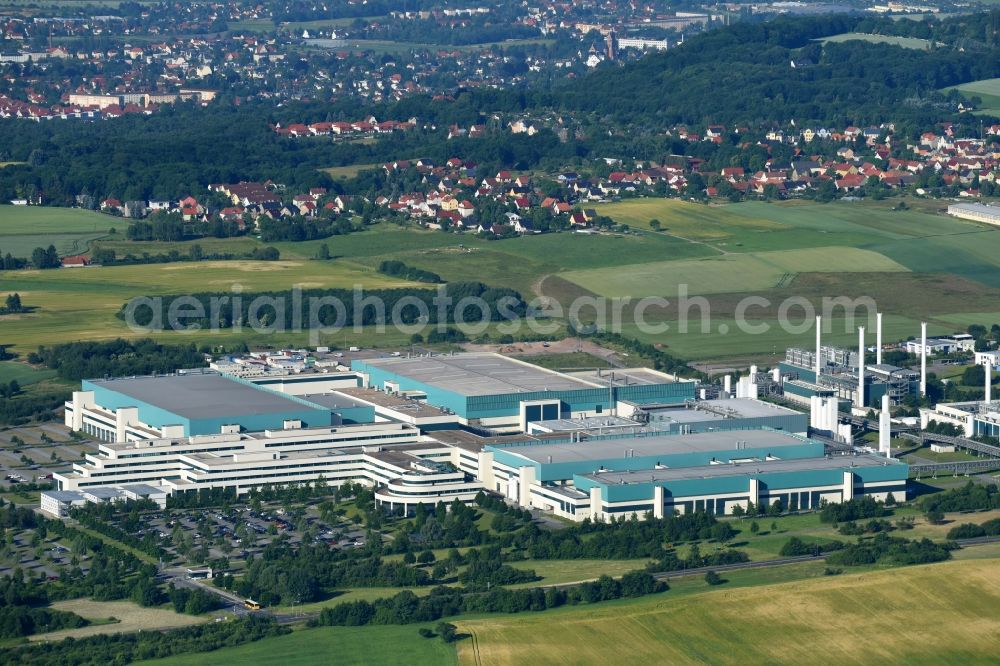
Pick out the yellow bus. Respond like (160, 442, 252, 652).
(244, 599, 261, 611)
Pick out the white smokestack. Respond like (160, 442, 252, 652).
(876, 312, 883, 366)
(987, 359, 993, 404)
(879, 393, 891, 457)
(857, 326, 866, 409)
(920, 322, 927, 398)
(815, 315, 822, 380)
(723, 374, 731, 397)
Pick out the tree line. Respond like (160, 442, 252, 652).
(0, 615, 288, 666)
(310, 571, 666, 629)
(0, 245, 60, 271)
(921, 482, 1000, 514)
(28, 339, 207, 381)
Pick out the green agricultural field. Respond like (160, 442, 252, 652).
(456, 557, 1000, 666)
(592, 198, 976, 252)
(8, 199, 1000, 363)
(0, 207, 117, 235)
(274, 224, 713, 296)
(0, 232, 109, 258)
(92, 236, 265, 259)
(561, 246, 909, 297)
(944, 77, 1000, 115)
(0, 206, 116, 257)
(0, 260, 417, 353)
(135, 625, 457, 666)
(819, 32, 935, 50)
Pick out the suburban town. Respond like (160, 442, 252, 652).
(2, 1, 1000, 665)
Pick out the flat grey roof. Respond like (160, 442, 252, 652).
(297, 393, 369, 411)
(43, 490, 85, 501)
(120, 483, 167, 495)
(89, 373, 324, 421)
(583, 453, 904, 485)
(642, 399, 802, 424)
(335, 387, 451, 418)
(359, 353, 600, 396)
(430, 428, 569, 453)
(493, 429, 811, 465)
(565, 367, 677, 387)
(84, 487, 124, 499)
(366, 449, 420, 467)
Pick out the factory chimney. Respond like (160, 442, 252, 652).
(856, 326, 865, 409)
(920, 322, 928, 398)
(815, 315, 822, 380)
(876, 312, 883, 366)
(879, 393, 891, 458)
(987, 359, 993, 404)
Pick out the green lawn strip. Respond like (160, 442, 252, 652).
(133, 624, 457, 666)
(67, 523, 158, 565)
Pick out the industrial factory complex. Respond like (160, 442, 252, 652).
(43, 351, 911, 521)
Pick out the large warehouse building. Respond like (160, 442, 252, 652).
(67, 371, 342, 440)
(352, 353, 696, 432)
(470, 428, 906, 521)
(46, 354, 908, 520)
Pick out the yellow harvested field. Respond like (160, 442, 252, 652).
(457, 558, 1000, 666)
(31, 599, 206, 641)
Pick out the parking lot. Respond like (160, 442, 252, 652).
(0, 527, 89, 582)
(0, 422, 91, 489)
(108, 500, 374, 569)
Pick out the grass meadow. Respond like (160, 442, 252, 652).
(456, 557, 1000, 666)
(320, 163, 384, 180)
(34, 599, 205, 641)
(0, 360, 58, 386)
(943, 77, 1000, 115)
(134, 624, 457, 666)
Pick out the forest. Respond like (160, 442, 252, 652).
(558, 13, 1000, 127)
